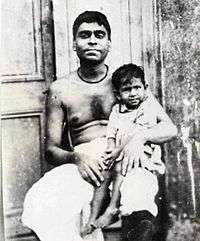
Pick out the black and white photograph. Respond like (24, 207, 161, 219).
(1, 0, 200, 241)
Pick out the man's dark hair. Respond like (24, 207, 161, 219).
(112, 63, 146, 91)
(73, 11, 111, 40)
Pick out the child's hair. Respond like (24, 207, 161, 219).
(73, 11, 111, 41)
(112, 63, 146, 92)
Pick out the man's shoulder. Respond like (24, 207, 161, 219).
(143, 90, 164, 113)
(49, 71, 76, 92)
(145, 90, 159, 105)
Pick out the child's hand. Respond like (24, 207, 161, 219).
(102, 148, 121, 169)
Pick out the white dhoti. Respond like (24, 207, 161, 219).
(22, 138, 160, 241)
(22, 138, 106, 241)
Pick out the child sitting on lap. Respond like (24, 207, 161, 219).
(80, 63, 168, 237)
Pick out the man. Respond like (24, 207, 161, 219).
(22, 11, 177, 241)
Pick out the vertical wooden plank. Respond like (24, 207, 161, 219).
(119, 0, 132, 64)
(141, 0, 157, 93)
(0, 119, 5, 241)
(128, 0, 143, 66)
(129, 0, 161, 95)
(0, 2, 5, 233)
(42, 0, 56, 86)
(53, 0, 70, 78)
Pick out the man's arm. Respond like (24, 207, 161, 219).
(45, 82, 74, 165)
(120, 97, 178, 175)
(45, 82, 105, 186)
(140, 99, 178, 144)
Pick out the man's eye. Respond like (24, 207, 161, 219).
(95, 31, 105, 39)
(97, 34, 104, 39)
(80, 34, 88, 39)
(79, 32, 90, 39)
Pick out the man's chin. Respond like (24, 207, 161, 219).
(82, 58, 104, 65)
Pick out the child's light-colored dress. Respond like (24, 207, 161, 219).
(106, 91, 166, 216)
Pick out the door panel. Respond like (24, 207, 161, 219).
(2, 0, 43, 80)
(1, 0, 54, 240)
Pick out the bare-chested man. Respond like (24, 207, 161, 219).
(22, 11, 177, 241)
(45, 12, 114, 187)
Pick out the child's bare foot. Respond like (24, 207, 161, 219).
(94, 207, 119, 228)
(80, 221, 96, 238)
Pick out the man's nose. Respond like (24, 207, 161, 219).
(88, 34, 97, 44)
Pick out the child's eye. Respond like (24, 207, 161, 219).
(122, 87, 131, 92)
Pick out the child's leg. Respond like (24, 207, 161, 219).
(107, 161, 123, 209)
(80, 170, 112, 237)
(89, 170, 112, 221)
(94, 162, 123, 228)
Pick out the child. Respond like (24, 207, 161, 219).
(80, 63, 175, 238)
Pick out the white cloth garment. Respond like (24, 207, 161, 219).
(22, 138, 106, 241)
(120, 168, 159, 217)
(22, 137, 159, 241)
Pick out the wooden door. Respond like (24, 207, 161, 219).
(1, 0, 55, 240)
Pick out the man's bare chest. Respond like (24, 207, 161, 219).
(61, 83, 115, 126)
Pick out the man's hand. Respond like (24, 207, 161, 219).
(74, 151, 106, 187)
(120, 134, 146, 176)
(102, 148, 121, 169)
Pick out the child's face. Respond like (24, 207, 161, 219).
(118, 77, 146, 109)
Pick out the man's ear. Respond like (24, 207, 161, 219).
(73, 41, 76, 51)
(108, 41, 111, 52)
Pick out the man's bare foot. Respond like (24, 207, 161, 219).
(80, 220, 96, 238)
(94, 207, 119, 228)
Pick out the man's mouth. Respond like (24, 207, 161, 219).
(85, 49, 101, 53)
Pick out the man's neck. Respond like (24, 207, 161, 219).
(78, 62, 108, 83)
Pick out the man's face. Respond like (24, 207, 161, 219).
(118, 77, 146, 109)
(73, 22, 111, 63)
